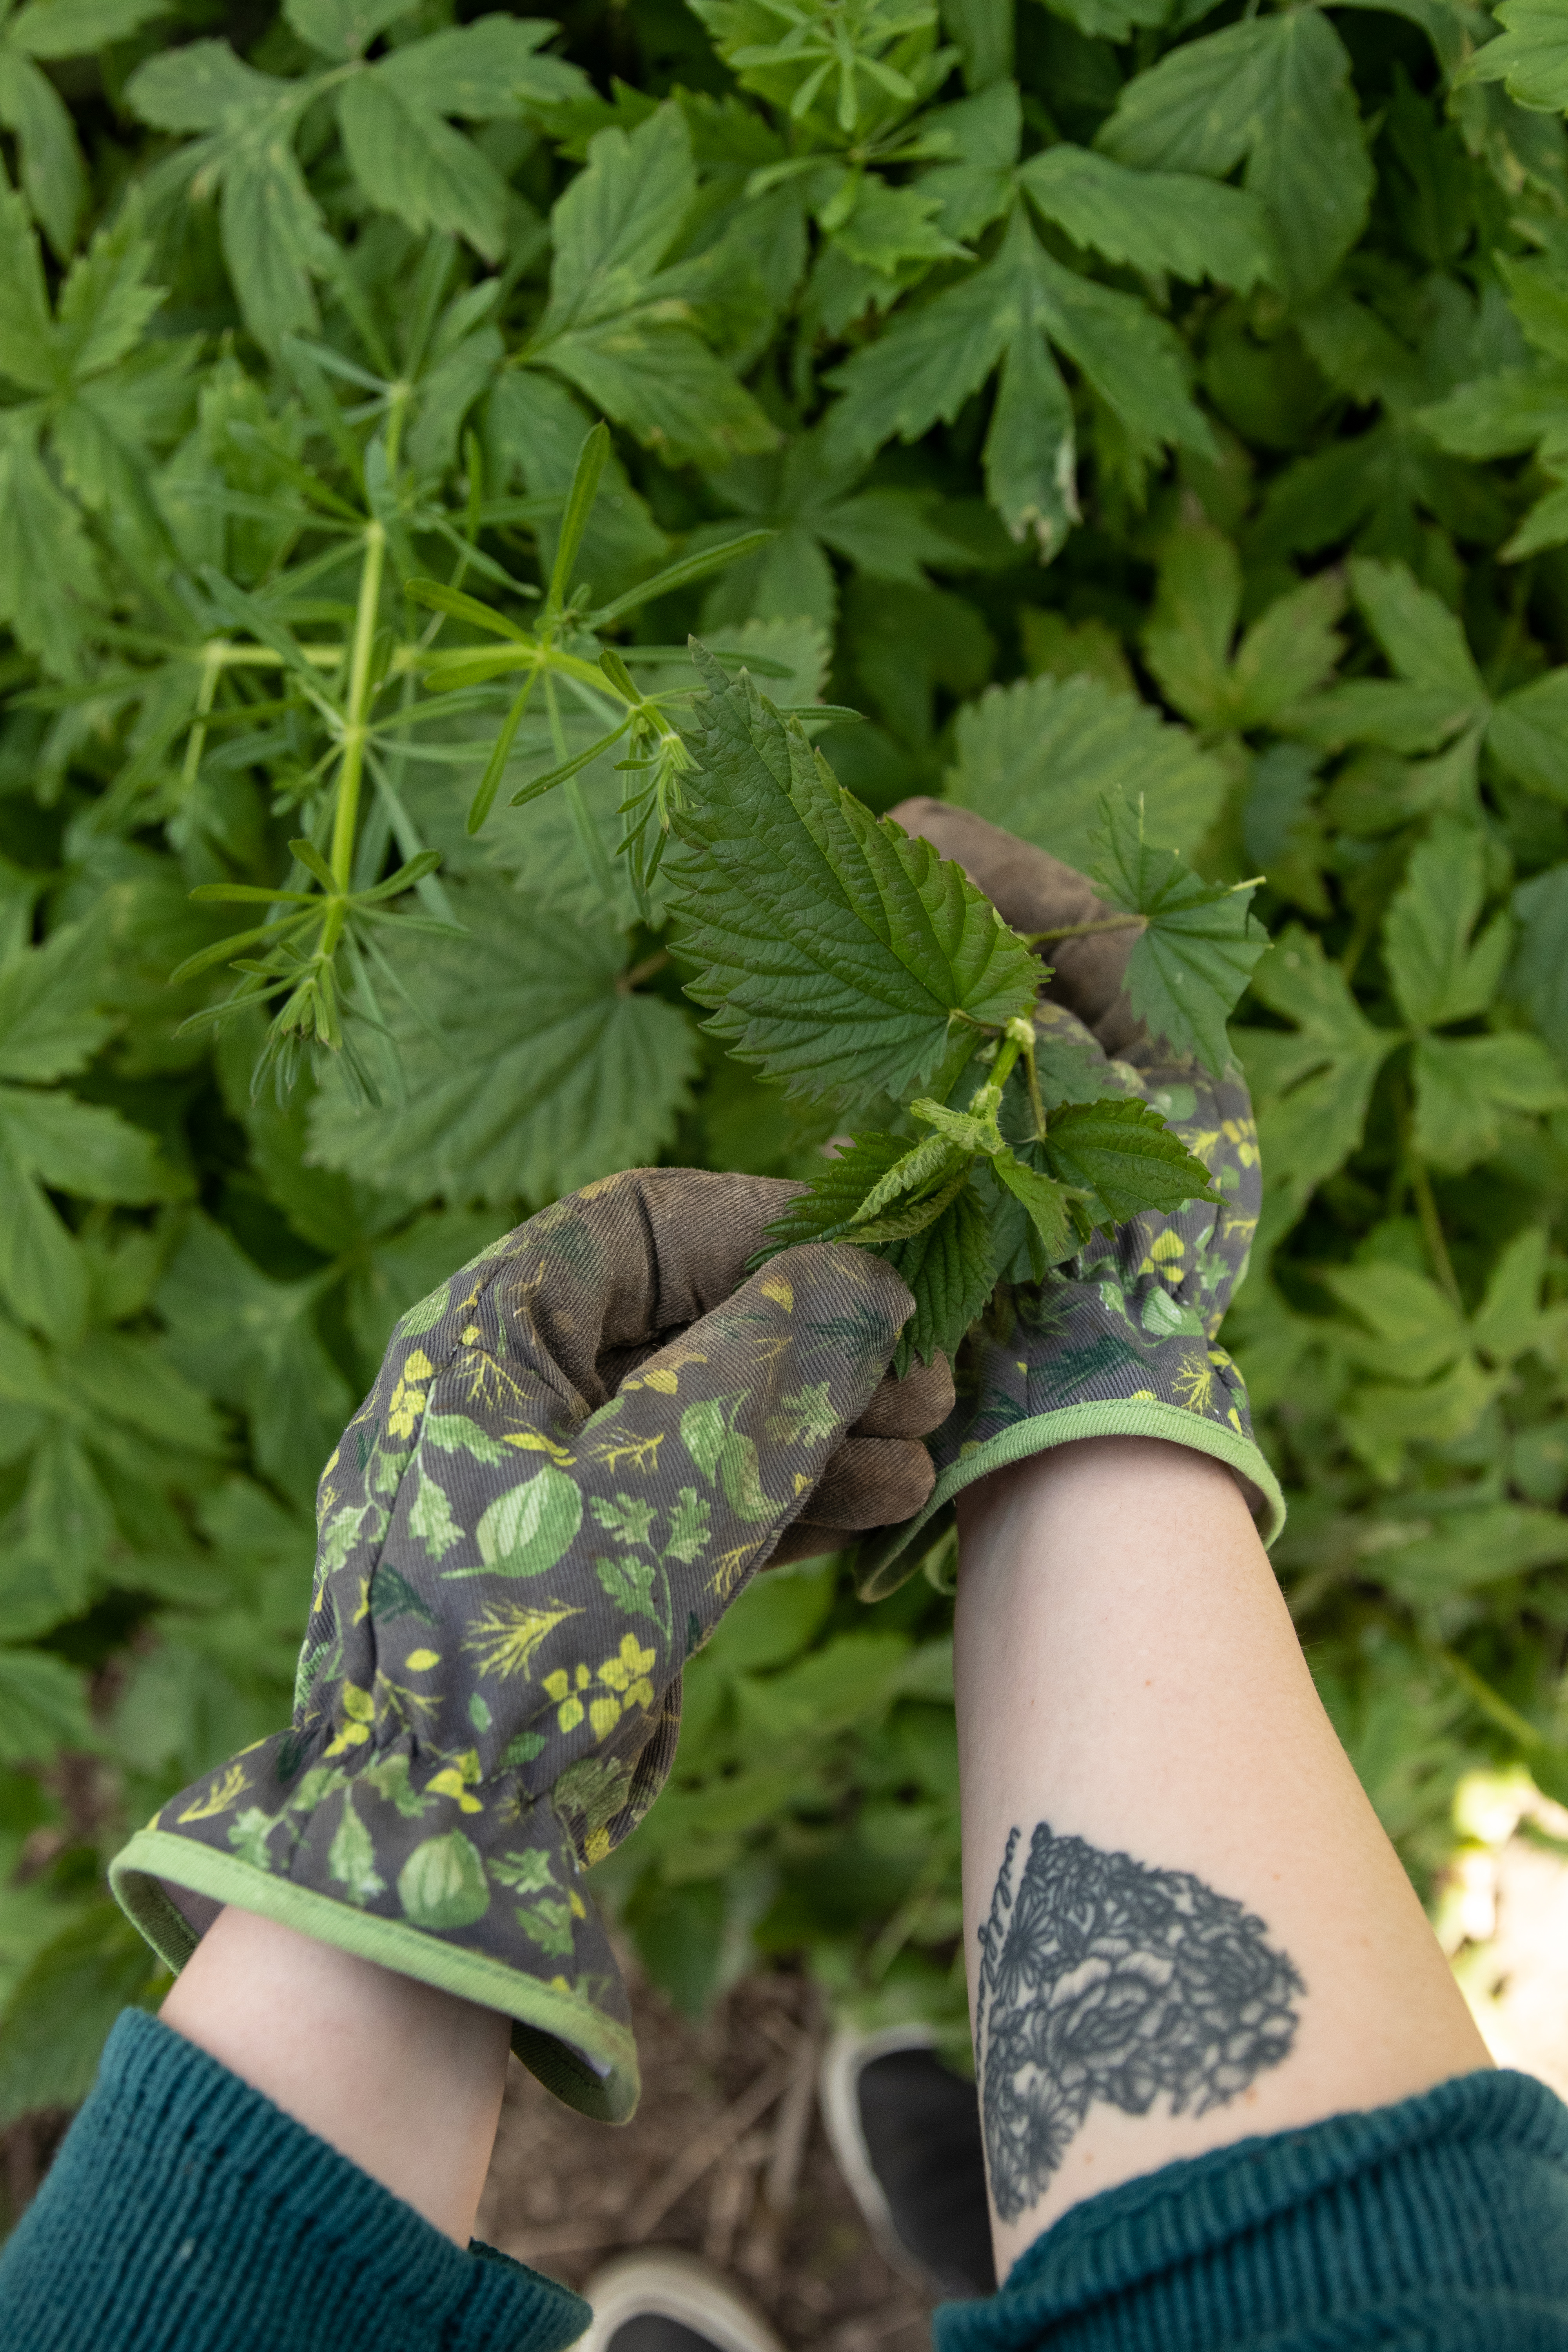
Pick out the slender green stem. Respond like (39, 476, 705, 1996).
(1409, 1147, 1462, 1310)
(325, 520, 388, 938)
(1437, 1644, 1546, 1753)
(545, 668, 619, 909)
(182, 646, 223, 790)
(1025, 913, 1145, 945)
(1022, 1039, 1048, 1141)
(617, 950, 670, 995)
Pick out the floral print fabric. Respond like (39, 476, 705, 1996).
(122, 1171, 911, 2116)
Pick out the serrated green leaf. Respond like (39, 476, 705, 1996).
(1488, 670, 1568, 802)
(0, 924, 114, 1082)
(1411, 1033, 1568, 1168)
(158, 1213, 352, 1502)
(283, 0, 417, 62)
(1461, 0, 1568, 107)
(1144, 521, 1344, 733)
(1098, 12, 1373, 303)
(1382, 819, 1510, 1032)
(0, 1644, 90, 1763)
(337, 71, 510, 259)
(665, 654, 1039, 1112)
(309, 873, 700, 1203)
(0, 1903, 159, 2131)
(1090, 792, 1266, 1069)
(1508, 864, 1568, 1062)
(1236, 927, 1397, 1257)
(1321, 1260, 1468, 1381)
(990, 1146, 1079, 1261)
(882, 1179, 994, 1365)
(0, 1086, 177, 1206)
(1042, 1095, 1218, 1224)
(1019, 147, 1276, 291)
(1349, 557, 1485, 699)
(947, 671, 1227, 871)
(529, 102, 778, 467)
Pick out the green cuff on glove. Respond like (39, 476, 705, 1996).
(857, 1400, 1285, 1601)
(111, 1823, 637, 2120)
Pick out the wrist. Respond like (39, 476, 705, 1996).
(954, 1433, 1248, 1587)
(162, 1906, 510, 2245)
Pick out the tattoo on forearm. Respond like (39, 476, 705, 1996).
(976, 1823, 1305, 2221)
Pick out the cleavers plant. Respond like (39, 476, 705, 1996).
(1, 0, 1568, 2168)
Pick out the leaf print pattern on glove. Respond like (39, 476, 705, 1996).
(113, 1169, 926, 2125)
(856, 1005, 1283, 1598)
(911, 1020, 1271, 1507)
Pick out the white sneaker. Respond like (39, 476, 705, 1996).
(818, 2026, 996, 2301)
(576, 2249, 788, 2352)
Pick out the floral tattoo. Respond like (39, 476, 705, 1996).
(975, 1822, 1305, 2221)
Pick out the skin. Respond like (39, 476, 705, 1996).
(161, 1906, 510, 2246)
(954, 1436, 1490, 2279)
(160, 1433, 1488, 2265)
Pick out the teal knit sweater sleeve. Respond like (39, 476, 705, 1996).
(936, 2067, 1568, 2352)
(0, 2010, 590, 2352)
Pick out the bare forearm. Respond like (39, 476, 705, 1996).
(161, 1908, 511, 2244)
(954, 1437, 1488, 2276)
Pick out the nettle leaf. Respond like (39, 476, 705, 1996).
(947, 672, 1227, 871)
(666, 650, 1039, 1113)
(764, 1131, 968, 1249)
(883, 1180, 995, 1367)
(1090, 793, 1266, 1071)
(1042, 1097, 1218, 1225)
(309, 873, 701, 1205)
(1098, 11, 1374, 302)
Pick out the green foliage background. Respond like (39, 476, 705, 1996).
(2, 0, 1568, 2169)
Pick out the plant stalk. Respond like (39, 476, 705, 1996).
(324, 519, 387, 945)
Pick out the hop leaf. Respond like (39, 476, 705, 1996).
(1090, 793, 1267, 1071)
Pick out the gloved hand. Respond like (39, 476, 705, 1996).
(855, 802, 1285, 1601)
(113, 1171, 950, 2121)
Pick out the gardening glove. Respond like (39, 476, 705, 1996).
(113, 1171, 949, 2122)
(855, 802, 1285, 1601)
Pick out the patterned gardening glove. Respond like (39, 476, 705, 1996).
(855, 803, 1285, 1601)
(113, 1171, 948, 2121)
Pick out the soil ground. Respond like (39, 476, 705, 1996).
(478, 1957, 934, 2352)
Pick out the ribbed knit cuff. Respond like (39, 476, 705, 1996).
(934, 2069, 1568, 2352)
(0, 2010, 589, 2352)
